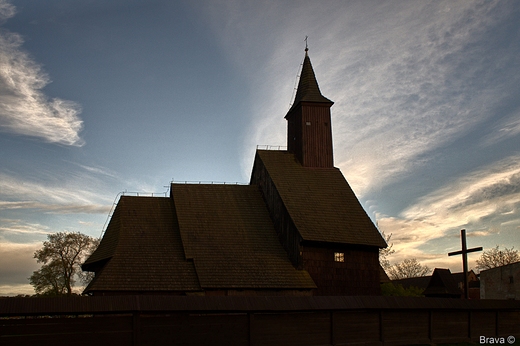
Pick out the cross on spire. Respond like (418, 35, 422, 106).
(448, 229, 483, 299)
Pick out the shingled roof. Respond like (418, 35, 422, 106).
(83, 188, 316, 294)
(83, 196, 201, 293)
(286, 51, 333, 116)
(255, 150, 387, 248)
(423, 268, 463, 298)
(171, 184, 316, 289)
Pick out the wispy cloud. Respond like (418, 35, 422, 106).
(63, 160, 118, 179)
(483, 113, 520, 146)
(378, 154, 520, 265)
(202, 1, 517, 195)
(0, 218, 50, 236)
(0, 0, 84, 146)
(0, 201, 111, 214)
(0, 173, 112, 214)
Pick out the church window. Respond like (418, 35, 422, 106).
(334, 252, 344, 262)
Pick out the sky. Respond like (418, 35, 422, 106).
(0, 0, 519, 296)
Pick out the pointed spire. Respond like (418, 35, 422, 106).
(285, 47, 335, 168)
(287, 49, 333, 116)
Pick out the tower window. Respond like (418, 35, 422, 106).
(334, 252, 344, 262)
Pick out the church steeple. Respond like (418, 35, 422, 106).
(285, 49, 334, 168)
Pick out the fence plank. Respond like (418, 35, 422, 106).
(1, 296, 520, 346)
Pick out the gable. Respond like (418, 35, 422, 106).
(253, 150, 386, 248)
(423, 268, 462, 297)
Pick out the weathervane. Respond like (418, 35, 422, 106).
(304, 36, 309, 53)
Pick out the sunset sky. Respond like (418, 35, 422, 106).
(1, 0, 519, 295)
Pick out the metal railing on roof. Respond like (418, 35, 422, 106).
(256, 145, 287, 150)
(170, 180, 246, 185)
(99, 190, 168, 238)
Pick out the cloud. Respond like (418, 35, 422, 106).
(0, 218, 50, 236)
(63, 160, 118, 179)
(0, 173, 112, 214)
(0, 1, 84, 146)
(0, 0, 15, 22)
(201, 1, 517, 194)
(0, 241, 39, 290)
(0, 201, 111, 214)
(483, 113, 520, 146)
(378, 154, 520, 265)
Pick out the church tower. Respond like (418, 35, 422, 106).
(285, 48, 334, 168)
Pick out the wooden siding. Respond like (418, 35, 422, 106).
(2, 296, 520, 346)
(286, 102, 333, 168)
(302, 244, 381, 296)
(250, 153, 304, 269)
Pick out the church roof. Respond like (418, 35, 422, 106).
(255, 150, 387, 248)
(83, 188, 316, 293)
(83, 196, 201, 293)
(286, 51, 333, 117)
(171, 184, 316, 289)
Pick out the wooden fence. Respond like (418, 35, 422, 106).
(1, 295, 519, 345)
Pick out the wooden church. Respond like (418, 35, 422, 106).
(82, 49, 387, 296)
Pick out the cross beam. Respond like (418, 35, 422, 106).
(448, 229, 483, 299)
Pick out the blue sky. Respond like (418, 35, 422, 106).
(1, 0, 519, 295)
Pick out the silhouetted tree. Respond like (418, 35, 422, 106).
(29, 232, 99, 296)
(379, 231, 395, 270)
(476, 245, 519, 271)
(387, 258, 430, 280)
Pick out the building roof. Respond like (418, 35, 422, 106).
(83, 196, 201, 293)
(255, 150, 387, 248)
(171, 184, 316, 289)
(423, 268, 463, 297)
(286, 52, 333, 116)
(479, 260, 520, 274)
(392, 270, 480, 291)
(83, 187, 316, 293)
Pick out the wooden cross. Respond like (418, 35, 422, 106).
(448, 229, 483, 299)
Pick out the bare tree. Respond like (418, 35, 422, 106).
(476, 245, 519, 271)
(379, 231, 395, 270)
(29, 232, 99, 296)
(387, 258, 431, 280)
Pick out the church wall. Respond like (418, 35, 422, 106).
(286, 103, 333, 168)
(250, 154, 303, 268)
(302, 244, 381, 296)
(286, 108, 302, 164)
(300, 104, 334, 168)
